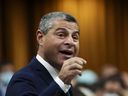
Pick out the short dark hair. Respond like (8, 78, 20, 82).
(38, 12, 78, 34)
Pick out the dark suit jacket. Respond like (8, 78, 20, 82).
(6, 57, 73, 96)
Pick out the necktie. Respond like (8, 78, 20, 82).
(66, 91, 70, 96)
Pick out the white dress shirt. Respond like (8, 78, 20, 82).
(36, 54, 71, 93)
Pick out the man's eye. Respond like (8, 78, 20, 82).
(73, 35, 79, 40)
(57, 32, 65, 38)
(58, 33, 64, 36)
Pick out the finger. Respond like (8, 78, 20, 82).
(69, 63, 83, 70)
(72, 69, 82, 76)
(78, 58, 87, 65)
(74, 60, 84, 65)
(63, 57, 87, 67)
(72, 57, 87, 65)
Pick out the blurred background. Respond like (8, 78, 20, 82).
(0, 0, 128, 96)
(0, 0, 128, 72)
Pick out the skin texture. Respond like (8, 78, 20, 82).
(37, 19, 86, 84)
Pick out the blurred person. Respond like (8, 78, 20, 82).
(121, 71, 128, 89)
(100, 64, 119, 80)
(6, 12, 87, 96)
(0, 61, 15, 96)
(121, 71, 128, 96)
(73, 69, 98, 96)
(98, 74, 126, 96)
(122, 90, 128, 96)
(75, 69, 98, 86)
(95, 64, 121, 96)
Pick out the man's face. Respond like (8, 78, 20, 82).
(37, 20, 79, 70)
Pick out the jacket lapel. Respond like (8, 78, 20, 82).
(29, 57, 54, 85)
(29, 57, 73, 96)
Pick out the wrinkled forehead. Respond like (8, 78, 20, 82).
(51, 19, 79, 32)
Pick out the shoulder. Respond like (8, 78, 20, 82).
(11, 65, 35, 83)
(10, 57, 40, 84)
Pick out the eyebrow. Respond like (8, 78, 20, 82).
(56, 28, 79, 34)
(56, 28, 68, 32)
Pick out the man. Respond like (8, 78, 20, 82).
(6, 12, 87, 96)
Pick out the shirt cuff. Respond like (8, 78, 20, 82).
(55, 76, 71, 93)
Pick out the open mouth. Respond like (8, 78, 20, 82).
(59, 50, 74, 58)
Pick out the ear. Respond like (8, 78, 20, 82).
(36, 30, 45, 46)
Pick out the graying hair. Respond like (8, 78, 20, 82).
(38, 12, 78, 34)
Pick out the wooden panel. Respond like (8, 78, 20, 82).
(77, 0, 106, 72)
(4, 1, 29, 70)
(1, 0, 128, 72)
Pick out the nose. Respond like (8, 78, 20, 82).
(64, 36, 75, 46)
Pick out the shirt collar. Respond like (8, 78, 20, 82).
(36, 54, 59, 79)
